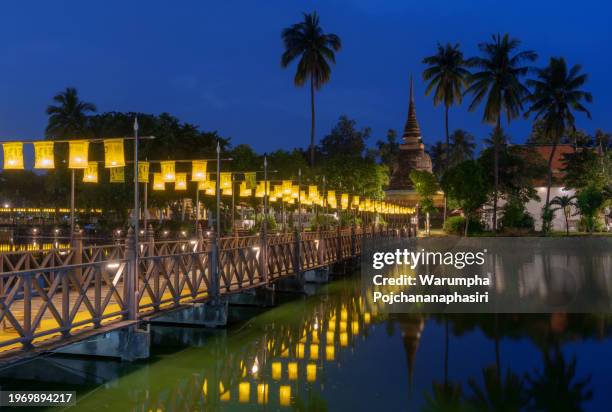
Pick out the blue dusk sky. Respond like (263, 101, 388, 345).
(0, 0, 610, 154)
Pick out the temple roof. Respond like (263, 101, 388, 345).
(402, 76, 422, 143)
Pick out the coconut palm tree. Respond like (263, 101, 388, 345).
(466, 34, 537, 232)
(525, 57, 592, 217)
(281, 12, 341, 166)
(449, 129, 476, 166)
(45, 87, 97, 139)
(550, 195, 576, 235)
(422, 43, 470, 222)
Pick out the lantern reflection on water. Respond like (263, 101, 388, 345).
(257, 383, 268, 405)
(310, 343, 319, 360)
(326, 344, 335, 361)
(272, 361, 282, 380)
(288, 362, 298, 380)
(279, 385, 291, 406)
(238, 382, 250, 403)
(306, 364, 317, 382)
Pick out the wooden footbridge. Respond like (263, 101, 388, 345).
(0, 226, 405, 363)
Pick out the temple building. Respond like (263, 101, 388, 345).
(385, 77, 442, 207)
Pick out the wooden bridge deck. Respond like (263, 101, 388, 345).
(0, 228, 399, 360)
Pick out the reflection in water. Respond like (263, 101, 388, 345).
(0, 277, 610, 411)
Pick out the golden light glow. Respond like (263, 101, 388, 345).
(326, 345, 335, 361)
(160, 161, 176, 182)
(82, 162, 98, 183)
(257, 383, 268, 405)
(341, 193, 349, 210)
(220, 172, 232, 189)
(33, 141, 54, 169)
(352, 320, 359, 334)
(288, 362, 298, 380)
(238, 382, 250, 403)
(239, 182, 252, 197)
(219, 381, 230, 401)
(296, 343, 305, 359)
(109, 167, 124, 183)
(175, 173, 187, 190)
(138, 162, 149, 183)
(272, 361, 282, 380)
(279, 386, 291, 406)
(340, 332, 348, 347)
(310, 343, 319, 360)
(103, 138, 125, 168)
(306, 364, 317, 382)
(340, 321, 347, 332)
(191, 160, 207, 181)
(326, 331, 334, 343)
(2, 142, 24, 170)
(312, 330, 319, 343)
(153, 173, 165, 191)
(202, 378, 208, 398)
(68, 141, 89, 169)
(364, 312, 371, 324)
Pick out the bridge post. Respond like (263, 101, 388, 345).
(71, 225, 83, 281)
(337, 225, 342, 260)
(351, 225, 356, 257)
(293, 228, 301, 276)
(210, 230, 220, 302)
(260, 224, 268, 284)
(125, 228, 138, 321)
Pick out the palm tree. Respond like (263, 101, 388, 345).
(525, 57, 592, 216)
(449, 129, 476, 166)
(422, 43, 470, 222)
(281, 12, 341, 166)
(550, 195, 576, 235)
(45, 87, 97, 139)
(466, 33, 537, 231)
(429, 141, 447, 178)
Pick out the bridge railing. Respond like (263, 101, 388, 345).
(0, 226, 408, 354)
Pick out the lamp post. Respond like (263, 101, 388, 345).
(216, 141, 221, 236)
(70, 169, 75, 237)
(298, 168, 302, 231)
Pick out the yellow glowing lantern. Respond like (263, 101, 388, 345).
(327, 191, 336, 208)
(351, 320, 359, 335)
(109, 167, 124, 183)
(244, 172, 256, 189)
(220, 172, 232, 189)
(257, 383, 268, 405)
(191, 160, 207, 181)
(340, 332, 348, 347)
(288, 362, 298, 380)
(82, 162, 98, 183)
(153, 173, 165, 191)
(341, 193, 349, 210)
(255, 181, 270, 197)
(352, 195, 360, 208)
(326, 345, 335, 360)
(306, 364, 317, 382)
(238, 382, 250, 403)
(279, 386, 291, 407)
(138, 162, 149, 183)
(308, 185, 319, 200)
(239, 182, 252, 197)
(103, 138, 125, 168)
(160, 161, 176, 182)
(222, 187, 233, 196)
(310, 343, 319, 360)
(33, 141, 54, 169)
(272, 361, 282, 380)
(175, 173, 187, 190)
(69, 140, 89, 169)
(296, 343, 305, 359)
(219, 381, 230, 401)
(2, 142, 24, 170)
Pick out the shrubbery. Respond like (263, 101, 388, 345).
(443, 216, 483, 235)
(501, 200, 534, 231)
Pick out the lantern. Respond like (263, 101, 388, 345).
(160, 161, 176, 182)
(103, 138, 125, 168)
(83, 162, 98, 183)
(244, 172, 256, 189)
(153, 173, 165, 191)
(341, 193, 349, 210)
(352, 195, 360, 208)
(2, 142, 24, 170)
(191, 160, 207, 181)
(306, 364, 317, 382)
(220, 172, 232, 189)
(327, 191, 337, 209)
(138, 162, 149, 183)
(69, 141, 89, 169)
(175, 173, 187, 190)
(33, 141, 54, 169)
(257, 383, 268, 405)
(109, 167, 124, 183)
(239, 182, 252, 197)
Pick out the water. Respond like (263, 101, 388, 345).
(0, 276, 611, 411)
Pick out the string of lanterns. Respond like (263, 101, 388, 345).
(1, 140, 414, 215)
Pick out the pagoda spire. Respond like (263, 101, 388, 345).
(402, 75, 422, 143)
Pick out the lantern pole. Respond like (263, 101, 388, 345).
(195, 183, 200, 236)
(298, 168, 302, 231)
(143, 168, 148, 233)
(263, 154, 268, 222)
(133, 117, 139, 236)
(231, 173, 236, 236)
(216, 141, 221, 236)
(70, 169, 75, 237)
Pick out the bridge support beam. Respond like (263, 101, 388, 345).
(149, 301, 228, 328)
(227, 286, 275, 308)
(51, 325, 150, 362)
(303, 267, 330, 284)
